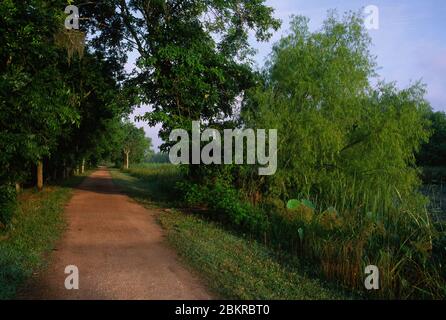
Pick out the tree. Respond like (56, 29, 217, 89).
(47, 49, 134, 179)
(244, 12, 431, 212)
(0, 1, 132, 224)
(84, 0, 280, 151)
(0, 0, 81, 190)
(107, 120, 153, 169)
(122, 123, 148, 169)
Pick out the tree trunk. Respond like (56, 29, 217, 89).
(37, 160, 43, 191)
(124, 151, 130, 169)
(15, 183, 21, 193)
(81, 158, 85, 174)
(62, 160, 67, 179)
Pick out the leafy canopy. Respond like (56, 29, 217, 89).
(244, 12, 431, 213)
(84, 0, 280, 150)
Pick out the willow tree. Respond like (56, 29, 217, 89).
(244, 12, 431, 212)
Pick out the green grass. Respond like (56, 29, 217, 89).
(111, 166, 353, 300)
(0, 174, 88, 299)
(111, 165, 183, 207)
(159, 209, 351, 299)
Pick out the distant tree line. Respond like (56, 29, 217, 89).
(146, 152, 170, 164)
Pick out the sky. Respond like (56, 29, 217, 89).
(129, 0, 446, 151)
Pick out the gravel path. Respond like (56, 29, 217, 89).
(21, 168, 212, 300)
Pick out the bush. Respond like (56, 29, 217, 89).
(0, 185, 17, 227)
(178, 179, 269, 234)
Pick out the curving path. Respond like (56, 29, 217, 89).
(21, 168, 212, 300)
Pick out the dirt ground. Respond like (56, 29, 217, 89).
(20, 168, 212, 300)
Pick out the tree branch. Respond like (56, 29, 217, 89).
(119, 0, 146, 56)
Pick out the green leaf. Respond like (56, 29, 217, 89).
(301, 199, 315, 210)
(286, 199, 301, 209)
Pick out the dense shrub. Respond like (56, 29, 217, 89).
(0, 185, 16, 227)
(178, 179, 269, 234)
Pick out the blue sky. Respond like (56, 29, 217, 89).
(131, 1, 446, 151)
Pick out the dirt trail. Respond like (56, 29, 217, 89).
(21, 168, 212, 300)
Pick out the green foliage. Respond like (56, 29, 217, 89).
(146, 152, 170, 164)
(286, 199, 301, 209)
(108, 120, 153, 167)
(239, 12, 441, 298)
(0, 181, 79, 299)
(0, 0, 80, 185)
(0, 1, 133, 226)
(178, 178, 269, 234)
(86, 0, 280, 151)
(418, 111, 446, 167)
(245, 13, 431, 212)
(0, 185, 16, 227)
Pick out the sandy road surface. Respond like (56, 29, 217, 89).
(21, 168, 212, 300)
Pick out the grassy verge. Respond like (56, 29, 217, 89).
(111, 167, 353, 299)
(111, 164, 182, 207)
(159, 209, 351, 299)
(0, 173, 88, 299)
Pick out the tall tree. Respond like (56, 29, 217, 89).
(0, 0, 81, 189)
(83, 0, 280, 150)
(48, 49, 134, 179)
(0, 1, 133, 224)
(98, 119, 152, 168)
(244, 13, 431, 210)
